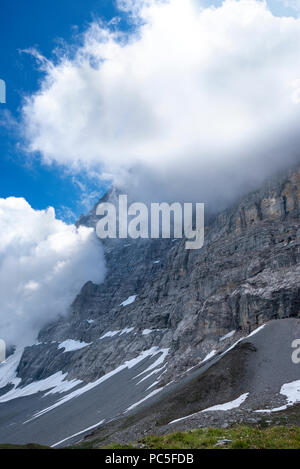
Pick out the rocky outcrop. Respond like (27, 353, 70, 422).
(15, 166, 300, 387)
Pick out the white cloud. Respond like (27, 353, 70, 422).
(0, 197, 105, 347)
(22, 0, 300, 205)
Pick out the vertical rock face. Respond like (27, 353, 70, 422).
(16, 167, 300, 386)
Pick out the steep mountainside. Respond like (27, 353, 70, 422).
(80, 318, 300, 449)
(16, 166, 300, 386)
(0, 166, 299, 447)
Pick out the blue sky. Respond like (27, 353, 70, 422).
(0, 0, 299, 222)
(0, 0, 125, 221)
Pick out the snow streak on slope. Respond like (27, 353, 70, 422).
(219, 330, 236, 342)
(168, 393, 249, 425)
(51, 419, 105, 448)
(100, 327, 135, 339)
(0, 371, 82, 404)
(58, 340, 91, 352)
(201, 350, 217, 363)
(125, 388, 164, 413)
(120, 295, 137, 307)
(0, 349, 23, 390)
(25, 347, 169, 423)
(201, 393, 249, 412)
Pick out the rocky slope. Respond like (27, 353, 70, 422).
(0, 166, 299, 447)
(80, 318, 300, 449)
(15, 165, 300, 387)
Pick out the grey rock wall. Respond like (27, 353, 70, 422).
(15, 166, 300, 387)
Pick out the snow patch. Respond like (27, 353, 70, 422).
(169, 393, 249, 425)
(219, 323, 267, 359)
(100, 330, 120, 339)
(142, 329, 161, 335)
(58, 339, 90, 353)
(280, 380, 300, 407)
(219, 330, 236, 342)
(134, 349, 169, 379)
(169, 412, 198, 425)
(126, 388, 163, 412)
(100, 327, 134, 339)
(120, 295, 137, 307)
(248, 324, 265, 338)
(0, 349, 23, 390)
(142, 329, 153, 335)
(255, 380, 300, 413)
(201, 350, 216, 363)
(136, 365, 166, 385)
(201, 393, 249, 412)
(0, 371, 82, 404)
(119, 327, 135, 336)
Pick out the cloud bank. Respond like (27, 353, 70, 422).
(0, 198, 105, 347)
(22, 0, 300, 207)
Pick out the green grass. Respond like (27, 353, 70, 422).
(0, 443, 51, 449)
(103, 425, 300, 450)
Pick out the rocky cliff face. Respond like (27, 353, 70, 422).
(16, 166, 300, 387)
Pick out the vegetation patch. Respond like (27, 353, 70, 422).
(103, 425, 300, 450)
(0, 443, 51, 449)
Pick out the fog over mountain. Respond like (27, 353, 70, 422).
(22, 0, 300, 207)
(6, 0, 300, 352)
(1, 0, 300, 450)
(0, 197, 105, 347)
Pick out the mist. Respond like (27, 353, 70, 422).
(21, 0, 300, 208)
(0, 197, 106, 347)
